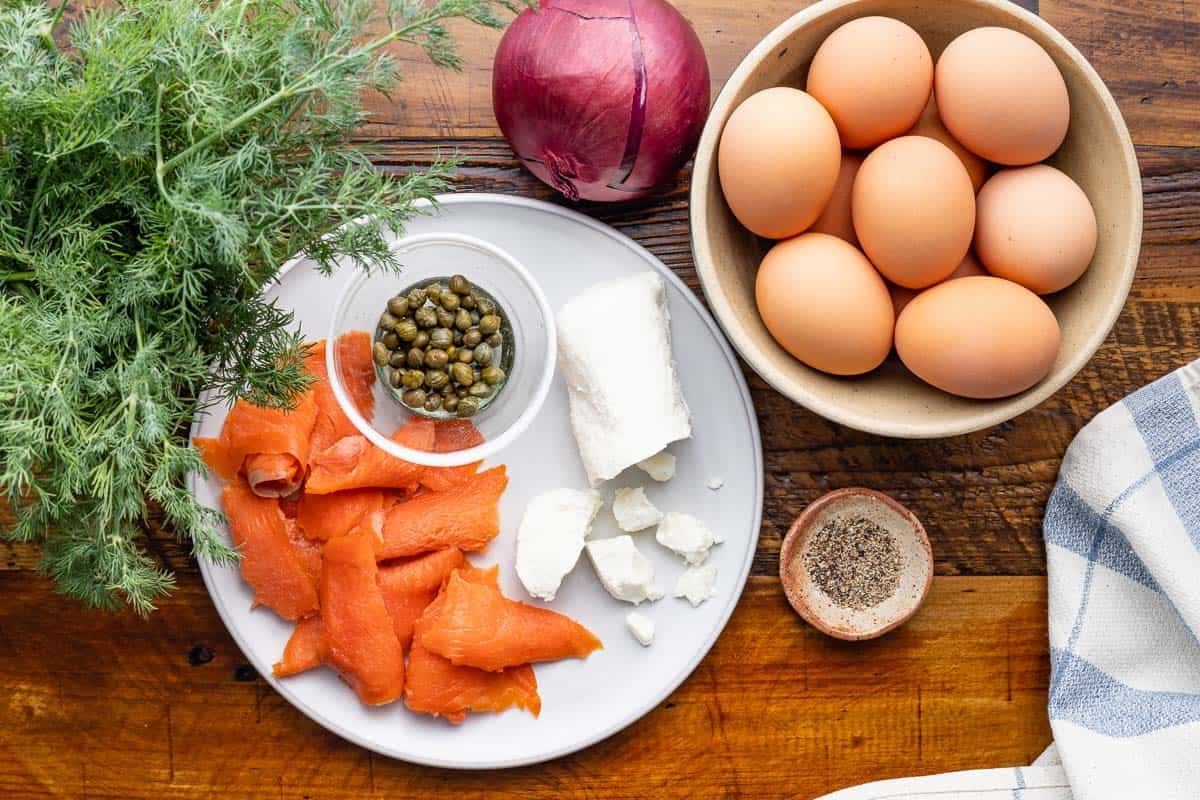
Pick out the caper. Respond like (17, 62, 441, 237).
(445, 345, 458, 361)
(379, 311, 400, 330)
(460, 293, 477, 310)
(381, 331, 400, 349)
(462, 329, 482, 347)
(387, 296, 410, 317)
(406, 348, 425, 369)
(479, 314, 501, 335)
(372, 341, 390, 366)
(389, 351, 406, 369)
(414, 306, 438, 329)
(456, 397, 480, 417)
(401, 369, 425, 389)
(441, 383, 455, 396)
(426, 283, 443, 303)
(453, 330, 463, 346)
(481, 365, 505, 386)
(453, 308, 471, 331)
(476, 298, 496, 316)
(456, 386, 469, 398)
(487, 333, 502, 348)
(424, 394, 442, 412)
(425, 369, 449, 390)
(448, 275, 470, 295)
(407, 288, 427, 308)
(429, 328, 453, 349)
(443, 394, 460, 413)
(469, 311, 480, 325)
(472, 342, 493, 367)
(450, 362, 475, 386)
(395, 319, 418, 342)
(402, 388, 427, 408)
(457, 347, 474, 364)
(424, 348, 449, 369)
(468, 382, 492, 399)
(413, 331, 430, 350)
(436, 308, 455, 328)
(388, 369, 404, 389)
(440, 291, 460, 312)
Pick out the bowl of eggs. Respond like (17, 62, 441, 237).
(690, 0, 1141, 438)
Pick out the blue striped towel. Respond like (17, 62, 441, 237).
(816, 360, 1200, 800)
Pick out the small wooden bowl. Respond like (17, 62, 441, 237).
(689, 0, 1142, 438)
(780, 488, 933, 640)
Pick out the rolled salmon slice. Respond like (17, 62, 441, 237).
(221, 479, 318, 620)
(377, 548, 466, 648)
(305, 418, 436, 495)
(320, 518, 406, 705)
(420, 569, 602, 672)
(406, 565, 540, 723)
(378, 465, 508, 559)
(196, 391, 319, 498)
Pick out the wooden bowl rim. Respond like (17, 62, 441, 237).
(689, 0, 1143, 439)
(779, 487, 933, 640)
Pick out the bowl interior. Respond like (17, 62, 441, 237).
(691, 0, 1141, 438)
(329, 233, 556, 467)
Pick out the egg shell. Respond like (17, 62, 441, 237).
(906, 95, 990, 192)
(852, 136, 976, 289)
(806, 16, 932, 149)
(975, 165, 1098, 295)
(895, 275, 1060, 399)
(888, 251, 985, 319)
(809, 152, 864, 246)
(756, 233, 894, 376)
(935, 27, 1070, 166)
(718, 87, 841, 239)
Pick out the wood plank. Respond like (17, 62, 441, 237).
(358, 0, 1200, 146)
(0, 573, 1050, 800)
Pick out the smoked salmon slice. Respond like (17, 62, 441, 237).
(418, 420, 485, 493)
(295, 488, 388, 541)
(320, 518, 406, 705)
(273, 616, 325, 677)
(406, 565, 540, 723)
(305, 418, 436, 495)
(420, 569, 602, 672)
(377, 548, 466, 648)
(378, 465, 508, 559)
(305, 334, 376, 455)
(221, 479, 318, 620)
(196, 391, 319, 498)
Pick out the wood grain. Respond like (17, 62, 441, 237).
(0, 574, 1050, 800)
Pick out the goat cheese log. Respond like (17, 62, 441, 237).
(556, 272, 692, 486)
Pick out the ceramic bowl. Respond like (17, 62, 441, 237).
(780, 488, 932, 640)
(689, 0, 1141, 438)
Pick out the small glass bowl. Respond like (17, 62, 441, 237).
(328, 232, 556, 468)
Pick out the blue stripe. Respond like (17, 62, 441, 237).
(1126, 373, 1200, 554)
(1049, 649, 1200, 736)
(1012, 766, 1026, 799)
(1043, 482, 1158, 590)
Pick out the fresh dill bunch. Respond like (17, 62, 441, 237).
(0, 0, 518, 614)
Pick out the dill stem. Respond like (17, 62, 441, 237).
(2, 271, 35, 282)
(157, 13, 449, 179)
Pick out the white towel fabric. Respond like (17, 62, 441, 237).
(817, 360, 1200, 800)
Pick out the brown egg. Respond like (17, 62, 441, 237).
(718, 87, 842, 239)
(809, 152, 864, 246)
(935, 27, 1070, 166)
(906, 96, 989, 192)
(807, 16, 932, 149)
(852, 136, 976, 289)
(895, 276, 1060, 399)
(887, 251, 986, 319)
(975, 165, 1097, 295)
(756, 233, 894, 376)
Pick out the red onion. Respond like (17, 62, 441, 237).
(492, 0, 710, 202)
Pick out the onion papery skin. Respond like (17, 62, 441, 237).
(492, 0, 710, 202)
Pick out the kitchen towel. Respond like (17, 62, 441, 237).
(816, 359, 1200, 800)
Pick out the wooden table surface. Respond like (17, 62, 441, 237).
(3, 1, 1197, 797)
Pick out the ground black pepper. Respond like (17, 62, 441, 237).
(804, 515, 901, 609)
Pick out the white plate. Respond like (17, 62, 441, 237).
(189, 193, 763, 769)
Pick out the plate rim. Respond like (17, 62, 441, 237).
(188, 192, 764, 770)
